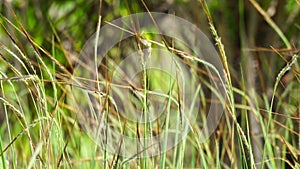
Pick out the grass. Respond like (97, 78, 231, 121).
(0, 0, 300, 168)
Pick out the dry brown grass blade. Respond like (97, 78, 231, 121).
(1, 11, 72, 77)
(140, 0, 172, 52)
(56, 140, 70, 168)
(280, 136, 299, 162)
(0, 130, 24, 157)
(245, 47, 300, 53)
(47, 19, 74, 72)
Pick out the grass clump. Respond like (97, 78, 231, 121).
(0, 0, 300, 168)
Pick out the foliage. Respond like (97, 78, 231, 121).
(0, 0, 299, 168)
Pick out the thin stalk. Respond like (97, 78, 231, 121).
(261, 53, 299, 168)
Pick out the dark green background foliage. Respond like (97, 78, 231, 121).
(0, 0, 299, 168)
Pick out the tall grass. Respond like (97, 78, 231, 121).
(0, 0, 299, 168)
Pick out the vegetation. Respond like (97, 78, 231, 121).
(0, 0, 299, 168)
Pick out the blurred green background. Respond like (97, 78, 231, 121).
(0, 0, 299, 168)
